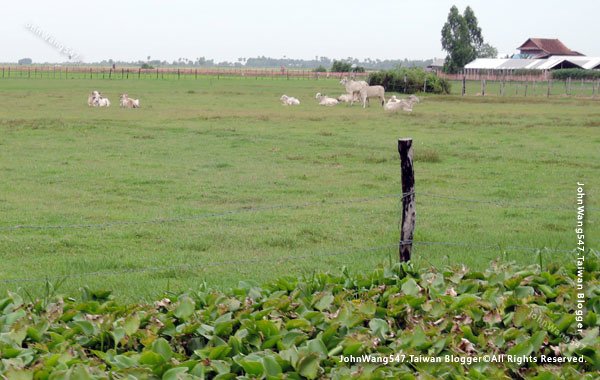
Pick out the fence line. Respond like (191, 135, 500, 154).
(0, 191, 583, 232)
(0, 241, 580, 285)
(0, 66, 370, 81)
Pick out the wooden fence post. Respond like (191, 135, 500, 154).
(461, 76, 466, 96)
(398, 138, 416, 262)
(547, 79, 551, 97)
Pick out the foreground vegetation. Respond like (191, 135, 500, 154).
(1, 258, 598, 378)
(0, 77, 598, 301)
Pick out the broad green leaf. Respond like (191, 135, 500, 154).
(507, 341, 533, 359)
(369, 318, 389, 340)
(450, 294, 478, 310)
(256, 319, 279, 337)
(285, 318, 311, 330)
(555, 314, 576, 333)
(262, 355, 283, 376)
(514, 286, 534, 299)
(175, 296, 196, 320)
(306, 338, 328, 357)
(123, 313, 140, 335)
(73, 320, 95, 336)
(529, 331, 546, 353)
(296, 352, 320, 380)
(112, 326, 125, 346)
(237, 358, 264, 377)
(163, 367, 189, 380)
(208, 344, 232, 360)
(314, 293, 334, 311)
(152, 337, 173, 361)
(139, 350, 165, 366)
(401, 278, 420, 296)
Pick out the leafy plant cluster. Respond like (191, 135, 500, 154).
(1, 258, 598, 379)
(368, 68, 452, 94)
(551, 69, 600, 80)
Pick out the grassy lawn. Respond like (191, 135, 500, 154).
(0, 77, 597, 301)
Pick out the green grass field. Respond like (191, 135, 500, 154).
(0, 77, 597, 301)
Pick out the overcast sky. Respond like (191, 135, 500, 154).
(1, 0, 598, 63)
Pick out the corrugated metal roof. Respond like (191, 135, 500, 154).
(465, 57, 600, 70)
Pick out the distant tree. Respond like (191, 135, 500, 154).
(331, 60, 352, 72)
(441, 6, 495, 73)
(141, 63, 154, 69)
(351, 64, 365, 73)
(18, 58, 32, 65)
(313, 65, 327, 73)
(477, 43, 498, 58)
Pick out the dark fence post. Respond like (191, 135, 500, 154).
(462, 76, 466, 96)
(398, 138, 416, 262)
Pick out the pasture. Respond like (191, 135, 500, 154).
(0, 77, 598, 301)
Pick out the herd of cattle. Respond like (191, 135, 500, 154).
(280, 77, 420, 112)
(86, 77, 420, 112)
(87, 90, 140, 108)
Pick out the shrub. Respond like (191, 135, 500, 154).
(313, 65, 327, 73)
(368, 68, 451, 94)
(0, 258, 597, 378)
(141, 63, 154, 69)
(552, 68, 600, 80)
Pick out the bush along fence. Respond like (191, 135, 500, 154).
(0, 66, 370, 81)
(368, 68, 451, 94)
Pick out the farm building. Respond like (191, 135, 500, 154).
(464, 56, 600, 74)
(462, 38, 599, 78)
(426, 58, 445, 73)
(516, 38, 584, 59)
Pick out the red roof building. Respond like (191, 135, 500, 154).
(517, 38, 584, 59)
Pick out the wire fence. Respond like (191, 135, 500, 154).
(448, 78, 600, 98)
(0, 191, 590, 285)
(0, 66, 370, 81)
